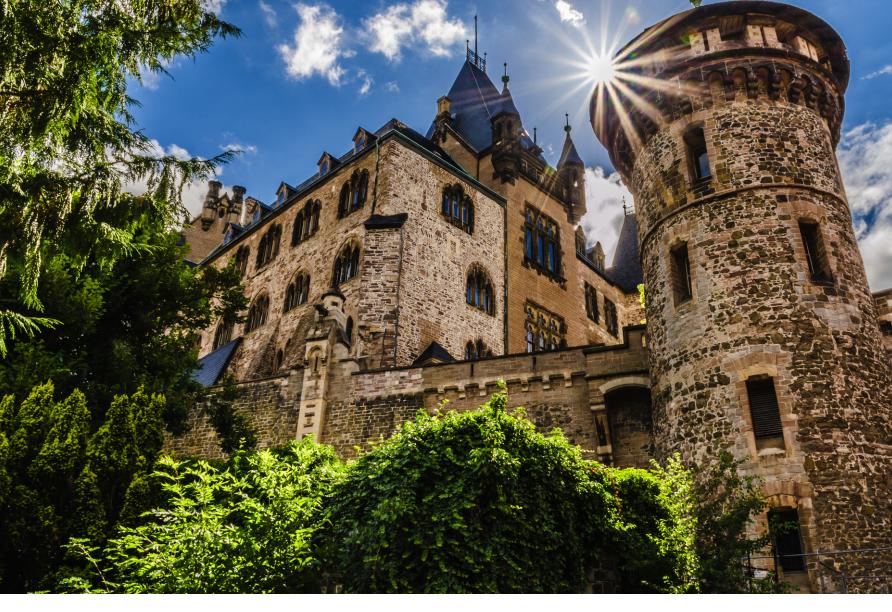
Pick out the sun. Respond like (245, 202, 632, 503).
(588, 53, 616, 85)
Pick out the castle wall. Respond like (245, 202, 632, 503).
(875, 289, 892, 352)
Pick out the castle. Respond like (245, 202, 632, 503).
(171, 1, 892, 593)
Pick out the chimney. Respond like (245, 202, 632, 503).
(200, 180, 223, 230)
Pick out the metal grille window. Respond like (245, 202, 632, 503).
(769, 509, 806, 572)
(746, 376, 783, 440)
(799, 221, 832, 282)
(670, 243, 693, 305)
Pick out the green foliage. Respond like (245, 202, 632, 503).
(321, 390, 696, 593)
(0, 0, 240, 349)
(637, 283, 646, 323)
(61, 438, 344, 593)
(0, 221, 247, 432)
(0, 382, 165, 591)
(205, 375, 257, 455)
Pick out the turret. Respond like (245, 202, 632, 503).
(557, 114, 586, 222)
(491, 62, 522, 183)
(200, 180, 222, 230)
(591, 1, 890, 592)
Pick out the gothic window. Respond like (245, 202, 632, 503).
(769, 509, 806, 573)
(234, 245, 250, 278)
(441, 184, 473, 234)
(464, 339, 492, 360)
(212, 319, 234, 350)
(584, 283, 599, 323)
(292, 200, 322, 246)
(746, 376, 784, 444)
(332, 243, 360, 287)
(273, 349, 284, 371)
(523, 207, 562, 279)
(245, 294, 270, 333)
(670, 242, 693, 305)
(345, 316, 354, 342)
(283, 273, 310, 312)
(684, 127, 711, 182)
(798, 220, 832, 283)
(466, 266, 495, 315)
(256, 224, 282, 268)
(338, 170, 369, 219)
(575, 229, 586, 256)
(524, 302, 566, 353)
(604, 298, 618, 337)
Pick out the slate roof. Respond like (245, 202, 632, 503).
(557, 131, 584, 168)
(192, 338, 241, 387)
(413, 341, 456, 366)
(606, 213, 644, 293)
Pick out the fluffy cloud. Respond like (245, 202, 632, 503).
(578, 167, 632, 261)
(259, 0, 277, 27)
(365, 0, 467, 62)
(862, 65, 892, 80)
(202, 0, 227, 15)
(384, 80, 400, 92)
(357, 70, 373, 96)
(837, 121, 892, 290)
(278, 4, 346, 85)
(554, 0, 585, 26)
(221, 142, 258, 155)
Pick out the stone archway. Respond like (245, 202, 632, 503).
(601, 382, 654, 469)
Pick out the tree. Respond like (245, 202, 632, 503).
(60, 438, 344, 593)
(0, 213, 247, 432)
(0, 0, 240, 350)
(0, 382, 167, 592)
(320, 390, 697, 593)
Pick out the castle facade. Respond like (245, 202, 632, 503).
(172, 1, 891, 592)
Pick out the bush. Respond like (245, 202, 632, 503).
(320, 390, 696, 593)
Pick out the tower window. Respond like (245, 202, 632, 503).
(524, 302, 566, 352)
(338, 170, 369, 219)
(670, 243, 693, 305)
(293, 199, 322, 246)
(584, 283, 599, 323)
(769, 509, 806, 573)
(604, 298, 618, 337)
(798, 221, 832, 283)
(283, 273, 310, 312)
(684, 127, 711, 182)
(746, 376, 784, 443)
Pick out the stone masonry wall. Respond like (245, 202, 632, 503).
(621, 35, 892, 590)
(875, 289, 892, 353)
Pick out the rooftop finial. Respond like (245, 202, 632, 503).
(533, 127, 538, 145)
(474, 15, 478, 58)
(502, 61, 509, 89)
(564, 113, 571, 134)
(622, 196, 629, 215)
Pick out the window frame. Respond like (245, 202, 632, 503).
(798, 220, 833, 284)
(523, 206, 563, 282)
(441, 184, 474, 234)
(332, 243, 361, 287)
(684, 126, 712, 183)
(670, 242, 694, 306)
(524, 302, 566, 353)
(604, 298, 619, 337)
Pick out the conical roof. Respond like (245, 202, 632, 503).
(557, 131, 584, 168)
(606, 213, 644, 293)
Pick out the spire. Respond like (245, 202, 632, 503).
(533, 127, 537, 145)
(474, 14, 478, 58)
(558, 113, 584, 168)
(564, 112, 572, 134)
(502, 61, 509, 92)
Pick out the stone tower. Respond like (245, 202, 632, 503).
(592, 1, 891, 591)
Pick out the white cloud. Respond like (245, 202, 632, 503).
(862, 65, 892, 80)
(579, 166, 632, 262)
(278, 4, 346, 85)
(357, 71, 373, 96)
(365, 0, 467, 62)
(259, 0, 277, 27)
(384, 80, 400, 92)
(203, 0, 227, 16)
(554, 0, 585, 26)
(838, 121, 892, 290)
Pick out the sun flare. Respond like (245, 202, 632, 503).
(588, 53, 616, 85)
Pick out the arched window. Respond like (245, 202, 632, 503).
(292, 211, 305, 246)
(213, 319, 234, 350)
(338, 170, 369, 219)
(332, 243, 361, 287)
(273, 349, 284, 371)
(256, 224, 282, 268)
(466, 266, 495, 316)
(245, 294, 270, 333)
(234, 245, 250, 278)
(345, 316, 354, 342)
(310, 200, 321, 234)
(465, 339, 491, 360)
(523, 207, 561, 279)
(441, 184, 473, 234)
(283, 273, 310, 312)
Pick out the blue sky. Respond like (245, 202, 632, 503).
(131, 0, 892, 289)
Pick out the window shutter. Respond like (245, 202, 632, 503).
(746, 378, 783, 439)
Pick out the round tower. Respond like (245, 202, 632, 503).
(591, 1, 891, 591)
